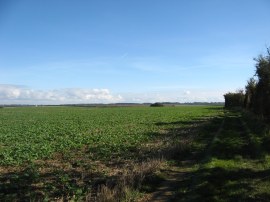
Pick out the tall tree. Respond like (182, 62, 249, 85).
(244, 77, 257, 110)
(253, 48, 270, 117)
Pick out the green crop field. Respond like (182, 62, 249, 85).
(1, 105, 270, 201)
(0, 106, 221, 166)
(0, 106, 221, 201)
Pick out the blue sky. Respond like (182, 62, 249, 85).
(0, 0, 270, 104)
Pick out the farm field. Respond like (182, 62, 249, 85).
(1, 106, 270, 201)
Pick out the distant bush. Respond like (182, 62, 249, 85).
(150, 103, 164, 107)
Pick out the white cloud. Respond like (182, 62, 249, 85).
(184, 90, 191, 95)
(0, 85, 123, 104)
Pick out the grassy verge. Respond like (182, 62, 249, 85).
(172, 109, 270, 202)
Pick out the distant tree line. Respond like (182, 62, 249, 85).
(224, 48, 270, 118)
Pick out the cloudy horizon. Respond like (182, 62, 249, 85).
(0, 84, 227, 105)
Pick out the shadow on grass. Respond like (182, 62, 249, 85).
(205, 106, 225, 111)
(173, 166, 270, 202)
(149, 116, 226, 163)
(210, 114, 265, 160)
(155, 119, 206, 126)
(172, 110, 270, 202)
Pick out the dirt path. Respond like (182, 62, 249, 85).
(143, 118, 225, 202)
(144, 166, 190, 202)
